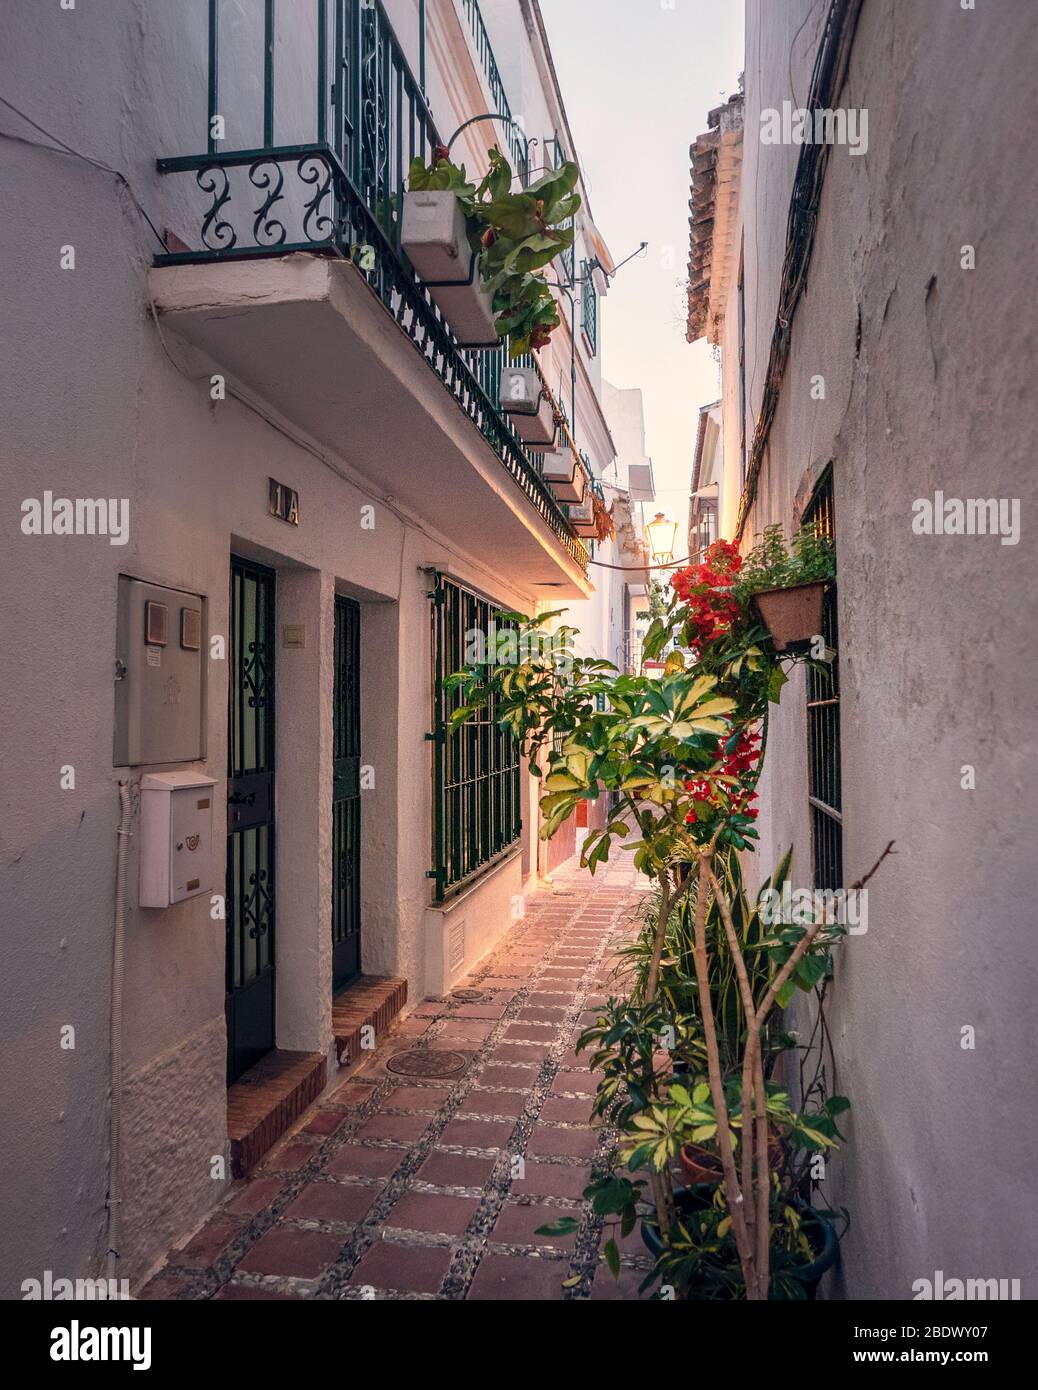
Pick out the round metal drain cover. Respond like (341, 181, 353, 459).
(385, 1049, 468, 1079)
(451, 988, 485, 1003)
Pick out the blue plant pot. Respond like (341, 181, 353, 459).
(641, 1186, 839, 1298)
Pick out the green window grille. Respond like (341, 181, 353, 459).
(581, 260, 598, 355)
(548, 134, 576, 286)
(431, 575, 522, 900)
(805, 470, 842, 890)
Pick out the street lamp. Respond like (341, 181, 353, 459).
(646, 512, 678, 565)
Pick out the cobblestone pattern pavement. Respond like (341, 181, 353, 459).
(139, 858, 654, 1302)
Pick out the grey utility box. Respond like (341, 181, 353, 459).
(114, 575, 207, 766)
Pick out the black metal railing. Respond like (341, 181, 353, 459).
(154, 0, 586, 575)
(457, 0, 528, 180)
(430, 574, 522, 901)
(805, 470, 842, 890)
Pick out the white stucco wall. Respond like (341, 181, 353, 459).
(0, 0, 585, 1295)
(737, 0, 1038, 1297)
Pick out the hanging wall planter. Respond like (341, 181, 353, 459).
(752, 580, 827, 653)
(401, 190, 498, 347)
(566, 497, 598, 537)
(541, 448, 587, 504)
(499, 366, 556, 445)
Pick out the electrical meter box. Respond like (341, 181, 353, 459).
(114, 576, 206, 766)
(139, 771, 218, 908)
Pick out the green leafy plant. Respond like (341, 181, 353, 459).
(408, 145, 580, 356)
(732, 523, 836, 605)
(448, 552, 892, 1298)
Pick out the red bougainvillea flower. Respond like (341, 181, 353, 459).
(670, 540, 745, 654)
(684, 727, 761, 823)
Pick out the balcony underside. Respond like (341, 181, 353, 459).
(150, 253, 592, 598)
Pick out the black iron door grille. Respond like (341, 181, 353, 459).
(226, 557, 277, 1084)
(805, 472, 843, 891)
(431, 575, 521, 901)
(332, 596, 362, 989)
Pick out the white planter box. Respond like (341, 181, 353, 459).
(566, 497, 598, 537)
(401, 190, 497, 345)
(499, 366, 556, 444)
(541, 449, 587, 504)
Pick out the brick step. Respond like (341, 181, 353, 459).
(226, 1049, 326, 1178)
(333, 975, 408, 1069)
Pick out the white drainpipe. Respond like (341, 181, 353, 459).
(107, 781, 132, 1284)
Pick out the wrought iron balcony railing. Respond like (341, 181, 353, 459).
(154, 0, 587, 576)
(457, 0, 528, 180)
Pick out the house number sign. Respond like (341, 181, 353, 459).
(268, 478, 300, 526)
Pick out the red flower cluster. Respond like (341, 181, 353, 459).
(670, 540, 744, 652)
(684, 728, 761, 824)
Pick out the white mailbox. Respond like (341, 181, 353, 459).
(139, 771, 218, 908)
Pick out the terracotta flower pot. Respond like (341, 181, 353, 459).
(752, 580, 827, 653)
(679, 1142, 723, 1185)
(679, 1130, 784, 1186)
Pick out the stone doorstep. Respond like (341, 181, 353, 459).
(332, 975, 408, 1070)
(226, 977, 406, 1179)
(227, 1051, 327, 1179)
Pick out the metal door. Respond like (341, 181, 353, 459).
(332, 596, 362, 988)
(226, 557, 277, 1083)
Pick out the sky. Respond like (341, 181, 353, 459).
(539, 0, 745, 544)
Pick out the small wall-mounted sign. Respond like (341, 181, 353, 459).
(283, 625, 306, 649)
(268, 477, 300, 526)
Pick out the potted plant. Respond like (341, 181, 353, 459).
(732, 524, 836, 653)
(447, 543, 893, 1298)
(639, 1183, 840, 1300)
(404, 146, 580, 355)
(499, 365, 557, 444)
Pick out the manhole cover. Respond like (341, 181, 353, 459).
(385, 1049, 468, 1079)
(451, 988, 485, 1003)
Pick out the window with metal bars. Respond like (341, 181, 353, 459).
(430, 575, 522, 900)
(581, 260, 598, 355)
(804, 470, 842, 890)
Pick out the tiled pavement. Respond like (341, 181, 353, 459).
(140, 856, 655, 1302)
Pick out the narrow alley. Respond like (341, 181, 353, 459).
(139, 860, 651, 1302)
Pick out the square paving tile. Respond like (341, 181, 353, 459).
(383, 1084, 453, 1113)
(417, 1151, 496, 1188)
(436, 1020, 496, 1042)
(550, 1071, 598, 1096)
(491, 1202, 580, 1248)
(282, 1181, 376, 1225)
(348, 1239, 451, 1295)
(301, 1108, 350, 1137)
(489, 1043, 549, 1066)
(461, 1089, 528, 1118)
(503, 1022, 559, 1042)
(478, 1063, 539, 1089)
(325, 1080, 377, 1108)
(539, 1094, 595, 1125)
(466, 1252, 568, 1301)
(355, 1111, 431, 1144)
(526, 1125, 601, 1160)
(513, 1162, 591, 1201)
(174, 1215, 242, 1269)
(237, 1227, 344, 1279)
(258, 1140, 322, 1174)
(385, 1192, 479, 1235)
(325, 1145, 403, 1179)
(439, 1117, 515, 1150)
(225, 1178, 284, 1217)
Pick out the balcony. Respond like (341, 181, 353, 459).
(150, 0, 589, 593)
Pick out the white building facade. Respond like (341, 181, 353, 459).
(687, 0, 1038, 1298)
(0, 0, 622, 1293)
